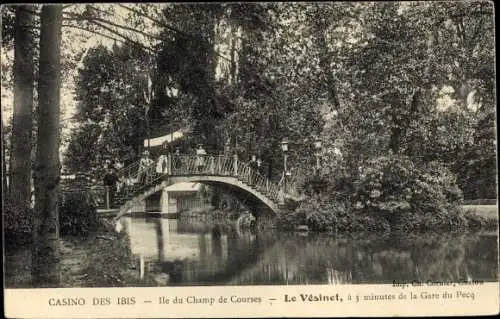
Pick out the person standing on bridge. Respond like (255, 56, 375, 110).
(138, 150, 154, 184)
(195, 144, 207, 173)
(173, 147, 183, 172)
(103, 167, 118, 208)
(249, 155, 259, 186)
(156, 153, 168, 174)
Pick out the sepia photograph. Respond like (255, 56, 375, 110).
(2, 2, 498, 317)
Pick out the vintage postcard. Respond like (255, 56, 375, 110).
(2, 2, 498, 318)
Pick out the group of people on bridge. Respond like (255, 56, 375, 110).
(102, 144, 267, 208)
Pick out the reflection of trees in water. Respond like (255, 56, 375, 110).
(464, 233, 498, 280)
(227, 239, 354, 285)
(136, 217, 497, 286)
(323, 232, 496, 283)
(382, 232, 496, 282)
(227, 231, 497, 285)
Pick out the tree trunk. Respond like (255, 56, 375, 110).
(316, 29, 340, 110)
(404, 90, 423, 159)
(9, 5, 35, 208)
(32, 5, 63, 287)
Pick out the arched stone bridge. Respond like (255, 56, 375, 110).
(113, 154, 300, 220)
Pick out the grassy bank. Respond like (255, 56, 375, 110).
(462, 205, 498, 230)
(463, 205, 498, 220)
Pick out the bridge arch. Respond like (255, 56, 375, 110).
(114, 175, 281, 221)
(112, 154, 304, 222)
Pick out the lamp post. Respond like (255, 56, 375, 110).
(314, 137, 322, 174)
(281, 138, 289, 193)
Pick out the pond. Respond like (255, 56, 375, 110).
(4, 215, 498, 287)
(117, 216, 498, 285)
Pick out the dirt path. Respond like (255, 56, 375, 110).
(59, 237, 93, 287)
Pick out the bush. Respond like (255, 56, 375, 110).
(279, 196, 391, 233)
(280, 154, 470, 233)
(59, 192, 99, 236)
(353, 155, 465, 230)
(3, 197, 33, 246)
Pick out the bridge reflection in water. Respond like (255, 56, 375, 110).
(120, 216, 265, 285)
(125, 216, 352, 286)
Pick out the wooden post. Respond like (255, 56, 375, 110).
(233, 154, 238, 176)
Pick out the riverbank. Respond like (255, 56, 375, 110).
(4, 219, 149, 288)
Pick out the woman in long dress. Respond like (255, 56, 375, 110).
(156, 154, 168, 174)
(195, 144, 207, 173)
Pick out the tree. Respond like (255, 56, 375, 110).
(210, 3, 329, 178)
(32, 4, 63, 286)
(155, 4, 224, 151)
(64, 42, 153, 175)
(9, 5, 35, 209)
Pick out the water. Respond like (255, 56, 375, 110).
(4, 216, 497, 287)
(117, 216, 498, 286)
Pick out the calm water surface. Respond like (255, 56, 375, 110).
(118, 216, 498, 286)
(4, 215, 497, 287)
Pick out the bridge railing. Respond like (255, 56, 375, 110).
(169, 154, 235, 176)
(113, 154, 293, 205)
(60, 185, 109, 209)
(236, 162, 281, 202)
(115, 160, 161, 199)
(116, 161, 140, 182)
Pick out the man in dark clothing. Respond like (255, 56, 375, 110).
(103, 168, 119, 208)
(248, 155, 259, 185)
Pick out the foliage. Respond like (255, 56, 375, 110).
(281, 153, 474, 232)
(314, 1, 495, 201)
(1, 5, 16, 48)
(279, 195, 391, 233)
(61, 2, 495, 198)
(64, 43, 152, 176)
(3, 196, 33, 246)
(352, 155, 465, 231)
(154, 4, 224, 151)
(457, 106, 497, 199)
(59, 192, 99, 236)
(152, 3, 330, 176)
